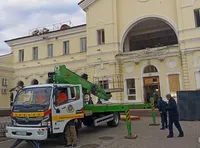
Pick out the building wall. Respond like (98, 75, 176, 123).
(0, 54, 14, 109)
(1, 0, 200, 105)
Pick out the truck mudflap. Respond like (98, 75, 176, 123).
(6, 126, 48, 141)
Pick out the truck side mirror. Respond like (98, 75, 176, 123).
(10, 102, 13, 107)
(56, 108, 60, 113)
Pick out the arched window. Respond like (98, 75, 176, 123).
(143, 65, 158, 73)
(31, 79, 39, 85)
(17, 81, 24, 87)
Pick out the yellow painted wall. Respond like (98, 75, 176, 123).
(0, 0, 200, 105)
(0, 54, 14, 108)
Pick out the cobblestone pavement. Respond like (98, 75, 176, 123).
(0, 117, 200, 148)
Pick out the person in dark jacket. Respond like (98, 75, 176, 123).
(158, 97, 168, 130)
(166, 94, 184, 138)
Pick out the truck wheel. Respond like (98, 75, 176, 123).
(107, 112, 120, 127)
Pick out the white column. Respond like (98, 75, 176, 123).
(195, 71, 200, 89)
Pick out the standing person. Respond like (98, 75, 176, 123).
(166, 94, 184, 138)
(65, 119, 78, 147)
(158, 97, 168, 130)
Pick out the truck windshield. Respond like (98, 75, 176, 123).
(14, 87, 52, 106)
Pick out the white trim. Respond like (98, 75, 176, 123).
(120, 15, 179, 52)
(87, 42, 119, 49)
(87, 50, 119, 58)
(181, 0, 197, 8)
(79, 0, 96, 10)
(195, 71, 200, 89)
(166, 72, 183, 95)
(0, 66, 14, 72)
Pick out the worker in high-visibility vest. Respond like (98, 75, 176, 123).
(36, 92, 47, 104)
(57, 91, 68, 106)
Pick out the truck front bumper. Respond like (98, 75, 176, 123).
(6, 126, 48, 140)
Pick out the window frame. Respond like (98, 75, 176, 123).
(47, 44, 53, 57)
(18, 49, 24, 62)
(80, 37, 87, 52)
(63, 41, 69, 55)
(125, 78, 136, 101)
(194, 8, 200, 27)
(97, 29, 105, 45)
(32, 47, 38, 60)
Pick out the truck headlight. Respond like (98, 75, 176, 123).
(11, 119, 16, 126)
(41, 121, 48, 126)
(41, 115, 50, 127)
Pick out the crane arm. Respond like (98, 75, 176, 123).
(48, 65, 112, 101)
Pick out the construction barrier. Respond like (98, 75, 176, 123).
(149, 97, 160, 126)
(120, 115, 140, 121)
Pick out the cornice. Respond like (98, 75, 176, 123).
(181, 0, 197, 8)
(6, 25, 86, 47)
(0, 66, 14, 72)
(79, 0, 97, 11)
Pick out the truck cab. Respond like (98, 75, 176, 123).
(6, 83, 84, 141)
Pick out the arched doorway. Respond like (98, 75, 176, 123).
(122, 17, 178, 52)
(31, 79, 39, 85)
(143, 65, 160, 105)
(17, 81, 24, 88)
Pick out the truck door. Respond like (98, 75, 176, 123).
(51, 85, 84, 134)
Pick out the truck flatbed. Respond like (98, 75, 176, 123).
(84, 103, 151, 113)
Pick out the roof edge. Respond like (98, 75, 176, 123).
(5, 24, 86, 43)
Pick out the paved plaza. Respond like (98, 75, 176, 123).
(0, 117, 200, 148)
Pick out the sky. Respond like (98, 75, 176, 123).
(0, 0, 86, 55)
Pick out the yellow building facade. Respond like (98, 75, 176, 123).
(1, 0, 200, 109)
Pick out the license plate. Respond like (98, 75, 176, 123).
(16, 131, 26, 136)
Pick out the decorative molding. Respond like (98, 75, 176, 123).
(137, 0, 150, 2)
(79, 0, 97, 11)
(116, 45, 180, 62)
(87, 50, 119, 58)
(125, 64, 133, 73)
(0, 66, 14, 72)
(181, 0, 197, 8)
(14, 59, 87, 71)
(167, 60, 177, 68)
(87, 21, 114, 29)
(87, 42, 119, 49)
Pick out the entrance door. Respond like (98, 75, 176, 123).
(143, 76, 160, 103)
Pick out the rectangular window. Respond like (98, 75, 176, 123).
(97, 29, 105, 45)
(194, 9, 200, 27)
(18, 49, 24, 62)
(63, 41, 69, 55)
(47, 44, 53, 57)
(99, 80, 109, 90)
(32, 47, 38, 60)
(126, 78, 136, 100)
(80, 37, 87, 52)
(168, 74, 180, 92)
